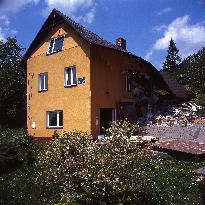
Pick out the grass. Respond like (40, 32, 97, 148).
(0, 165, 62, 205)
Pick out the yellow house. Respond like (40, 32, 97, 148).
(20, 9, 169, 139)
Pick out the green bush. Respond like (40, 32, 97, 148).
(198, 179, 205, 204)
(0, 129, 61, 205)
(0, 129, 40, 172)
(105, 119, 140, 138)
(133, 156, 202, 205)
(194, 94, 205, 106)
(0, 166, 61, 205)
(38, 126, 203, 204)
(38, 130, 145, 204)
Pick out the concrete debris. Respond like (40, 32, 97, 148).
(193, 167, 205, 178)
(130, 135, 157, 142)
(140, 102, 204, 127)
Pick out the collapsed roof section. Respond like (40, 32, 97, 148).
(160, 70, 191, 100)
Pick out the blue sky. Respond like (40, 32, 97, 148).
(0, 0, 205, 69)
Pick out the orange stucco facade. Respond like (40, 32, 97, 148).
(27, 23, 91, 137)
(27, 21, 151, 138)
(90, 46, 148, 136)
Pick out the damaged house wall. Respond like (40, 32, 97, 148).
(90, 45, 171, 136)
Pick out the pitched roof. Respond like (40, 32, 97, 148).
(19, 8, 132, 67)
(54, 9, 128, 53)
(160, 70, 191, 100)
(19, 9, 171, 92)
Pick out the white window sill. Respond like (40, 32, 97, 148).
(47, 126, 63, 129)
(39, 89, 48, 92)
(46, 49, 62, 55)
(64, 84, 77, 87)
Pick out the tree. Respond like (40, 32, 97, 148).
(0, 37, 24, 69)
(175, 47, 205, 96)
(162, 38, 181, 73)
(0, 37, 26, 128)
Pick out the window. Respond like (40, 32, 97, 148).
(47, 36, 64, 54)
(46, 110, 63, 128)
(64, 66, 77, 86)
(125, 74, 132, 92)
(38, 72, 48, 91)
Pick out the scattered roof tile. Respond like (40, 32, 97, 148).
(154, 140, 205, 155)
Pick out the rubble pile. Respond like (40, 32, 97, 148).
(141, 102, 204, 127)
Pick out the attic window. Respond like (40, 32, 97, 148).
(47, 36, 64, 54)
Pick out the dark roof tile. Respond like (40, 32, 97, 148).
(155, 140, 205, 155)
(160, 70, 191, 99)
(55, 9, 128, 53)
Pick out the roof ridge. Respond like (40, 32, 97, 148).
(54, 8, 128, 53)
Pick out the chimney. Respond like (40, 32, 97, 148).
(116, 37, 126, 50)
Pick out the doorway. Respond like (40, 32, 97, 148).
(100, 108, 116, 134)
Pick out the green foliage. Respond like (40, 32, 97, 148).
(105, 119, 140, 138)
(0, 166, 61, 205)
(0, 37, 24, 69)
(0, 129, 61, 205)
(162, 38, 181, 73)
(38, 130, 145, 204)
(174, 47, 205, 95)
(194, 94, 205, 106)
(0, 129, 39, 172)
(198, 179, 205, 204)
(196, 108, 205, 117)
(133, 156, 202, 205)
(0, 37, 26, 128)
(38, 127, 203, 205)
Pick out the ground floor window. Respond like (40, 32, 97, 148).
(46, 110, 63, 128)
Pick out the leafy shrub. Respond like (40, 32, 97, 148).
(133, 156, 202, 205)
(38, 127, 202, 204)
(196, 108, 205, 118)
(194, 94, 205, 106)
(0, 129, 40, 172)
(0, 129, 61, 205)
(38, 130, 145, 204)
(105, 119, 140, 138)
(198, 179, 205, 204)
(0, 166, 61, 205)
(0, 144, 21, 172)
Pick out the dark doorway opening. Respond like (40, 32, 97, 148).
(100, 108, 115, 134)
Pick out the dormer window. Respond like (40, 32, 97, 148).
(64, 66, 77, 87)
(47, 36, 64, 54)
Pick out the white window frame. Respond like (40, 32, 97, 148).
(64, 66, 77, 87)
(38, 72, 48, 92)
(46, 110, 63, 128)
(47, 35, 65, 55)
